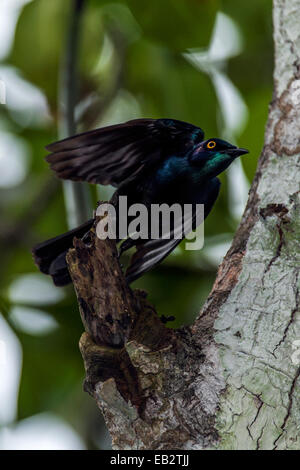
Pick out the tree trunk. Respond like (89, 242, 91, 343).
(66, 0, 300, 450)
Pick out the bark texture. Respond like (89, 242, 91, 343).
(67, 0, 300, 450)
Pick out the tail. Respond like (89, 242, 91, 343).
(32, 219, 94, 286)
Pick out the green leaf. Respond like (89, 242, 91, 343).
(9, 0, 69, 107)
(123, 0, 218, 51)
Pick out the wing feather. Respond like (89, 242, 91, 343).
(46, 118, 204, 187)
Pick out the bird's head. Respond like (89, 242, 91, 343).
(189, 138, 249, 179)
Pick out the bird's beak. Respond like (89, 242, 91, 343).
(228, 148, 249, 158)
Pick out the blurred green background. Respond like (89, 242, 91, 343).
(0, 0, 272, 450)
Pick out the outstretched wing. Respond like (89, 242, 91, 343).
(46, 118, 204, 187)
(125, 178, 221, 283)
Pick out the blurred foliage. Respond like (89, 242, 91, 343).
(0, 0, 273, 449)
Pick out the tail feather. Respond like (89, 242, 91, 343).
(32, 219, 94, 286)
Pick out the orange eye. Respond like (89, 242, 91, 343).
(207, 140, 216, 149)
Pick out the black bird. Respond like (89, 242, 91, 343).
(32, 118, 248, 285)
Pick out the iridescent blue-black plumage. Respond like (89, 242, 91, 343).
(32, 118, 248, 285)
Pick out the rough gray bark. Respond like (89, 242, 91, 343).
(67, 0, 300, 450)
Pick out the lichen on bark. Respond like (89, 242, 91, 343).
(213, 0, 300, 449)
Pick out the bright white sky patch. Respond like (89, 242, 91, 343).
(183, 12, 248, 137)
(183, 12, 250, 221)
(9, 306, 59, 336)
(0, 314, 22, 425)
(0, 131, 30, 188)
(0, 413, 86, 450)
(0, 66, 51, 127)
(209, 12, 243, 61)
(9, 274, 65, 306)
(0, 0, 32, 61)
(203, 240, 231, 266)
